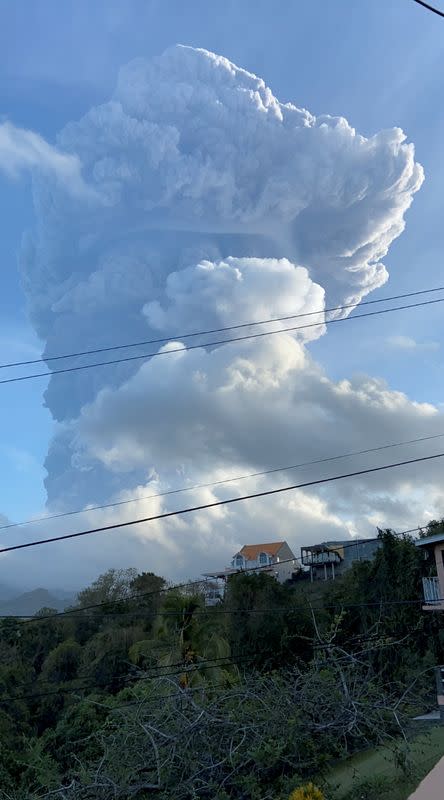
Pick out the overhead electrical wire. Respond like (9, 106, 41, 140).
(3, 430, 443, 533)
(6, 596, 435, 624)
(1, 295, 444, 385)
(0, 652, 257, 705)
(2, 285, 444, 372)
(1, 450, 443, 555)
(1, 523, 429, 626)
(412, 0, 444, 18)
(0, 630, 430, 706)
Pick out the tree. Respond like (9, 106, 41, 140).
(323, 530, 443, 687)
(419, 518, 444, 537)
(130, 589, 233, 686)
(79, 624, 146, 688)
(223, 572, 313, 668)
(33, 648, 416, 800)
(76, 568, 138, 608)
(40, 640, 82, 684)
(129, 571, 166, 597)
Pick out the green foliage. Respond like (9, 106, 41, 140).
(15, 737, 60, 795)
(420, 518, 444, 538)
(40, 640, 82, 683)
(129, 570, 166, 597)
(0, 549, 441, 799)
(43, 699, 108, 771)
(324, 530, 443, 691)
(224, 572, 313, 668)
(340, 775, 401, 799)
(129, 589, 234, 686)
(76, 567, 138, 607)
(80, 624, 146, 686)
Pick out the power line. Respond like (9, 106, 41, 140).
(0, 629, 429, 706)
(8, 590, 431, 626)
(0, 653, 257, 705)
(7, 597, 434, 623)
(0, 623, 427, 704)
(105, 679, 243, 711)
(1, 296, 443, 386)
(4, 526, 426, 625)
(3, 431, 443, 533)
(1, 450, 443, 555)
(412, 0, 444, 18)
(21, 578, 214, 622)
(99, 635, 437, 712)
(2, 285, 443, 371)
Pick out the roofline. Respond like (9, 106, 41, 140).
(415, 533, 444, 547)
(239, 541, 286, 551)
(301, 538, 380, 550)
(202, 570, 237, 578)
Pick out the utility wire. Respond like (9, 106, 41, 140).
(0, 653, 257, 705)
(0, 630, 429, 706)
(3, 431, 443, 533)
(1, 450, 443, 555)
(412, 0, 444, 18)
(2, 285, 443, 371)
(1, 296, 443, 386)
(0, 626, 424, 704)
(6, 525, 427, 625)
(6, 597, 434, 623)
(14, 594, 436, 626)
(105, 639, 436, 712)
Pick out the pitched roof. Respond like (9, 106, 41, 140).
(415, 532, 444, 547)
(238, 542, 286, 560)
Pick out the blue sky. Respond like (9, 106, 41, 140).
(0, 0, 443, 536)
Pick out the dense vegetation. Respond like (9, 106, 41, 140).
(0, 529, 443, 799)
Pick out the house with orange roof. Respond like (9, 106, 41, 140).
(203, 540, 299, 595)
(232, 541, 297, 580)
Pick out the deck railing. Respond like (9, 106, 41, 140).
(422, 576, 441, 604)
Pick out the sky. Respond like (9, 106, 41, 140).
(1, 0, 444, 592)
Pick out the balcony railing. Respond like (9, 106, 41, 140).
(422, 576, 441, 604)
(301, 551, 341, 566)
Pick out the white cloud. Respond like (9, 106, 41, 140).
(9, 45, 430, 588)
(0, 121, 93, 196)
(144, 257, 325, 343)
(26, 326, 438, 586)
(386, 334, 439, 351)
(18, 45, 424, 424)
(71, 333, 440, 492)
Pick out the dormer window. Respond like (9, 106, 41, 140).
(259, 552, 268, 565)
(235, 554, 244, 567)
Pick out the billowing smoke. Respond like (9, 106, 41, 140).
(0, 121, 92, 196)
(3, 44, 437, 587)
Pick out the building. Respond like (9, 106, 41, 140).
(300, 538, 380, 581)
(202, 580, 225, 607)
(415, 532, 444, 611)
(415, 532, 444, 723)
(202, 540, 299, 591)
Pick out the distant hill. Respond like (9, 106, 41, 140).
(0, 582, 19, 605)
(0, 588, 76, 617)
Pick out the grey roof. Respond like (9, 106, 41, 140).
(415, 533, 444, 547)
(302, 538, 379, 550)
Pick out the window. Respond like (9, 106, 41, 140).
(235, 554, 244, 567)
(259, 552, 268, 565)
